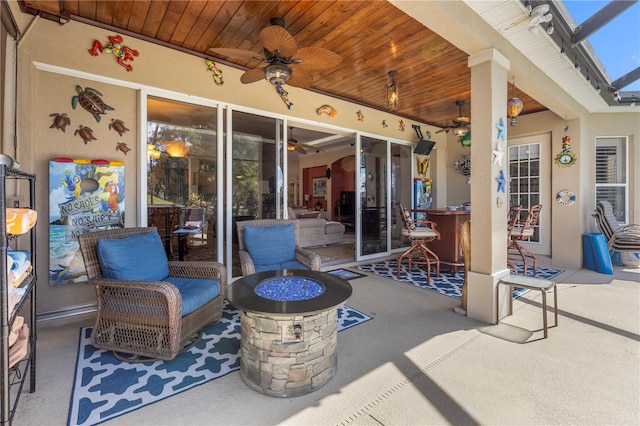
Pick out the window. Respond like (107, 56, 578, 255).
(595, 137, 628, 224)
(508, 143, 540, 242)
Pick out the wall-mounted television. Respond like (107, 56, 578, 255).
(414, 139, 436, 155)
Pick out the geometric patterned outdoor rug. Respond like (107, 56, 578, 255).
(68, 301, 372, 426)
(355, 260, 564, 300)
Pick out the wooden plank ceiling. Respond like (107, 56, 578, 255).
(20, 0, 546, 130)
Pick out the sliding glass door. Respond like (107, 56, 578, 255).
(358, 136, 388, 258)
(146, 96, 218, 262)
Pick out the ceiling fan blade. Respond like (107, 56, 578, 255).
(293, 47, 342, 71)
(260, 25, 298, 57)
(240, 67, 266, 84)
(208, 47, 264, 62)
(435, 128, 450, 134)
(295, 145, 307, 154)
(286, 71, 314, 88)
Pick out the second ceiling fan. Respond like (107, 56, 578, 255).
(436, 100, 470, 137)
(209, 17, 342, 89)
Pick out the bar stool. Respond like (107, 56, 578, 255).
(397, 204, 440, 283)
(496, 274, 558, 338)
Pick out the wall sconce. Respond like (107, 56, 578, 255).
(385, 70, 399, 110)
(507, 75, 524, 126)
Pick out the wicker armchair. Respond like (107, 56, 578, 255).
(78, 227, 226, 361)
(236, 219, 322, 275)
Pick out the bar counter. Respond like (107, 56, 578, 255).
(413, 209, 470, 272)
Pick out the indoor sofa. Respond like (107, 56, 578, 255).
(287, 207, 345, 248)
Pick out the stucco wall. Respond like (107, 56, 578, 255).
(13, 17, 440, 316)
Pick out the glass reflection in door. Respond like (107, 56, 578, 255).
(230, 111, 280, 277)
(390, 143, 413, 250)
(146, 96, 217, 261)
(359, 136, 388, 257)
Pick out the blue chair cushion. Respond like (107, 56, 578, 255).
(163, 276, 220, 316)
(243, 224, 296, 266)
(97, 230, 169, 281)
(254, 259, 309, 273)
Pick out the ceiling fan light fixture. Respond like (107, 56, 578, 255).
(452, 125, 469, 137)
(385, 70, 399, 110)
(264, 62, 291, 86)
(507, 75, 524, 126)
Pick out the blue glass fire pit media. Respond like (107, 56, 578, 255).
(255, 277, 326, 301)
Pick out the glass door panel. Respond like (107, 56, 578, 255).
(146, 96, 217, 262)
(359, 136, 388, 257)
(229, 110, 279, 277)
(390, 142, 413, 250)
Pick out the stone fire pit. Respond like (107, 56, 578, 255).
(226, 269, 352, 398)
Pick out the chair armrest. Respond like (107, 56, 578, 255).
(238, 249, 256, 275)
(620, 224, 640, 236)
(87, 278, 182, 318)
(168, 261, 227, 282)
(295, 246, 322, 271)
(168, 260, 227, 298)
(419, 220, 441, 240)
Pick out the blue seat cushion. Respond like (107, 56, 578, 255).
(163, 277, 221, 316)
(254, 259, 309, 273)
(97, 230, 169, 281)
(243, 224, 296, 266)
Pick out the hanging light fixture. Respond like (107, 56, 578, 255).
(385, 71, 399, 110)
(507, 75, 524, 126)
(264, 62, 291, 87)
(560, 38, 566, 56)
(452, 125, 469, 138)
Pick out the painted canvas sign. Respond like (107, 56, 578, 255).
(49, 158, 125, 285)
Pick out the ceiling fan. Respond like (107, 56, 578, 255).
(436, 100, 470, 136)
(209, 17, 342, 89)
(287, 127, 313, 154)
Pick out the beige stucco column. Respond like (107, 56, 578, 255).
(466, 49, 511, 323)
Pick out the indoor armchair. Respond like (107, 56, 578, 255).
(78, 227, 226, 361)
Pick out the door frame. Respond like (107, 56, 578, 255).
(507, 133, 551, 256)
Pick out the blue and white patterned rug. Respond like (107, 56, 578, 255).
(68, 302, 372, 426)
(355, 260, 564, 300)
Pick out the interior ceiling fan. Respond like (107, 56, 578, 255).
(287, 127, 313, 154)
(209, 17, 342, 88)
(436, 100, 470, 135)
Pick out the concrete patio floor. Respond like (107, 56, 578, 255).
(14, 260, 640, 425)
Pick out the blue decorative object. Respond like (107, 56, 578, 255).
(255, 277, 325, 301)
(496, 169, 507, 192)
(97, 230, 169, 281)
(496, 117, 506, 141)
